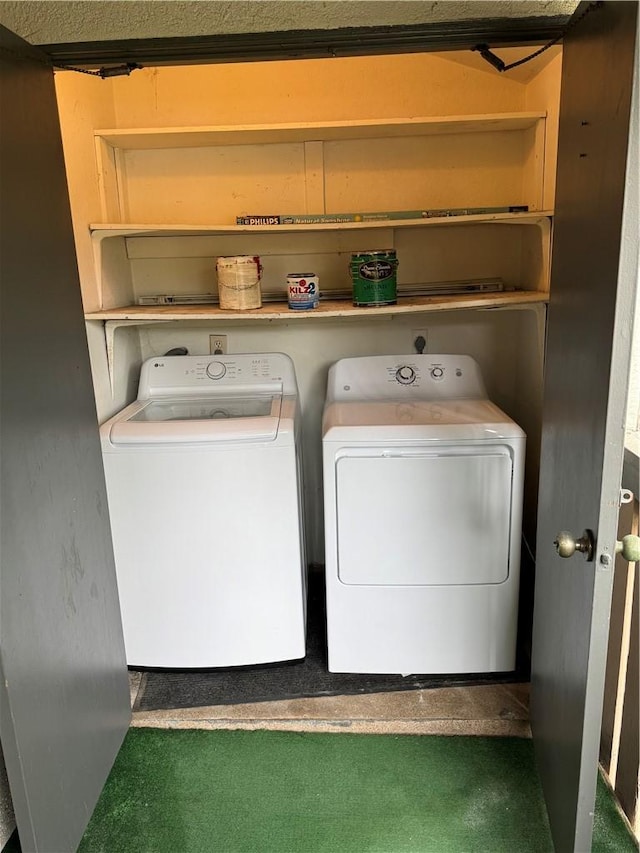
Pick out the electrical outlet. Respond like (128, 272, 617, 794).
(411, 329, 428, 354)
(209, 334, 228, 355)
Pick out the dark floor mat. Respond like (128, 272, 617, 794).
(135, 572, 527, 711)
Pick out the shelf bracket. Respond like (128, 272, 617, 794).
(104, 319, 171, 395)
(105, 320, 138, 395)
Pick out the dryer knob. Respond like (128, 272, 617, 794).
(206, 361, 227, 380)
(396, 365, 416, 385)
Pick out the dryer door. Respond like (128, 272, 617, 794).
(335, 446, 513, 586)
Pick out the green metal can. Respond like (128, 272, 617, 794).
(351, 250, 398, 306)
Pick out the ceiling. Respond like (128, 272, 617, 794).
(0, 1, 580, 46)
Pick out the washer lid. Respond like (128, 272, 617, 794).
(108, 394, 282, 444)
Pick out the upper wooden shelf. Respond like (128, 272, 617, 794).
(94, 112, 546, 150)
(85, 291, 549, 322)
(90, 211, 553, 239)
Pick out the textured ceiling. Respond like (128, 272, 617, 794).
(0, 1, 579, 45)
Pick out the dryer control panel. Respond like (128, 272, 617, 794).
(327, 354, 487, 402)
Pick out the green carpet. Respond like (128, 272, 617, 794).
(68, 729, 638, 853)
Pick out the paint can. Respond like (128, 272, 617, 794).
(350, 250, 398, 306)
(216, 256, 262, 310)
(287, 273, 320, 310)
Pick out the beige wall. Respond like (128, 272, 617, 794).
(54, 71, 117, 312)
(525, 51, 562, 211)
(54, 50, 561, 560)
(110, 53, 526, 128)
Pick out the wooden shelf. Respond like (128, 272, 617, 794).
(94, 112, 546, 151)
(90, 211, 553, 240)
(85, 291, 549, 322)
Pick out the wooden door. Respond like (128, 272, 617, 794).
(0, 26, 130, 853)
(530, 2, 639, 851)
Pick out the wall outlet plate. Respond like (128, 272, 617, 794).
(209, 334, 228, 354)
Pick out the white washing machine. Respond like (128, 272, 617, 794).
(323, 354, 525, 675)
(100, 352, 306, 668)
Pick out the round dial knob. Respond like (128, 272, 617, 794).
(395, 365, 416, 385)
(206, 361, 227, 380)
(430, 366, 444, 380)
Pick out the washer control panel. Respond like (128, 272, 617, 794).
(206, 360, 227, 380)
(137, 353, 298, 399)
(327, 354, 487, 402)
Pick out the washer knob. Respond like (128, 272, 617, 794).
(430, 366, 444, 380)
(206, 361, 227, 380)
(396, 365, 416, 385)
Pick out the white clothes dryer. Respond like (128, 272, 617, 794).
(100, 353, 306, 668)
(322, 354, 525, 675)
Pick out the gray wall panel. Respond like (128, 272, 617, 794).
(0, 24, 130, 853)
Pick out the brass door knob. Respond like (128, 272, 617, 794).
(554, 529, 595, 561)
